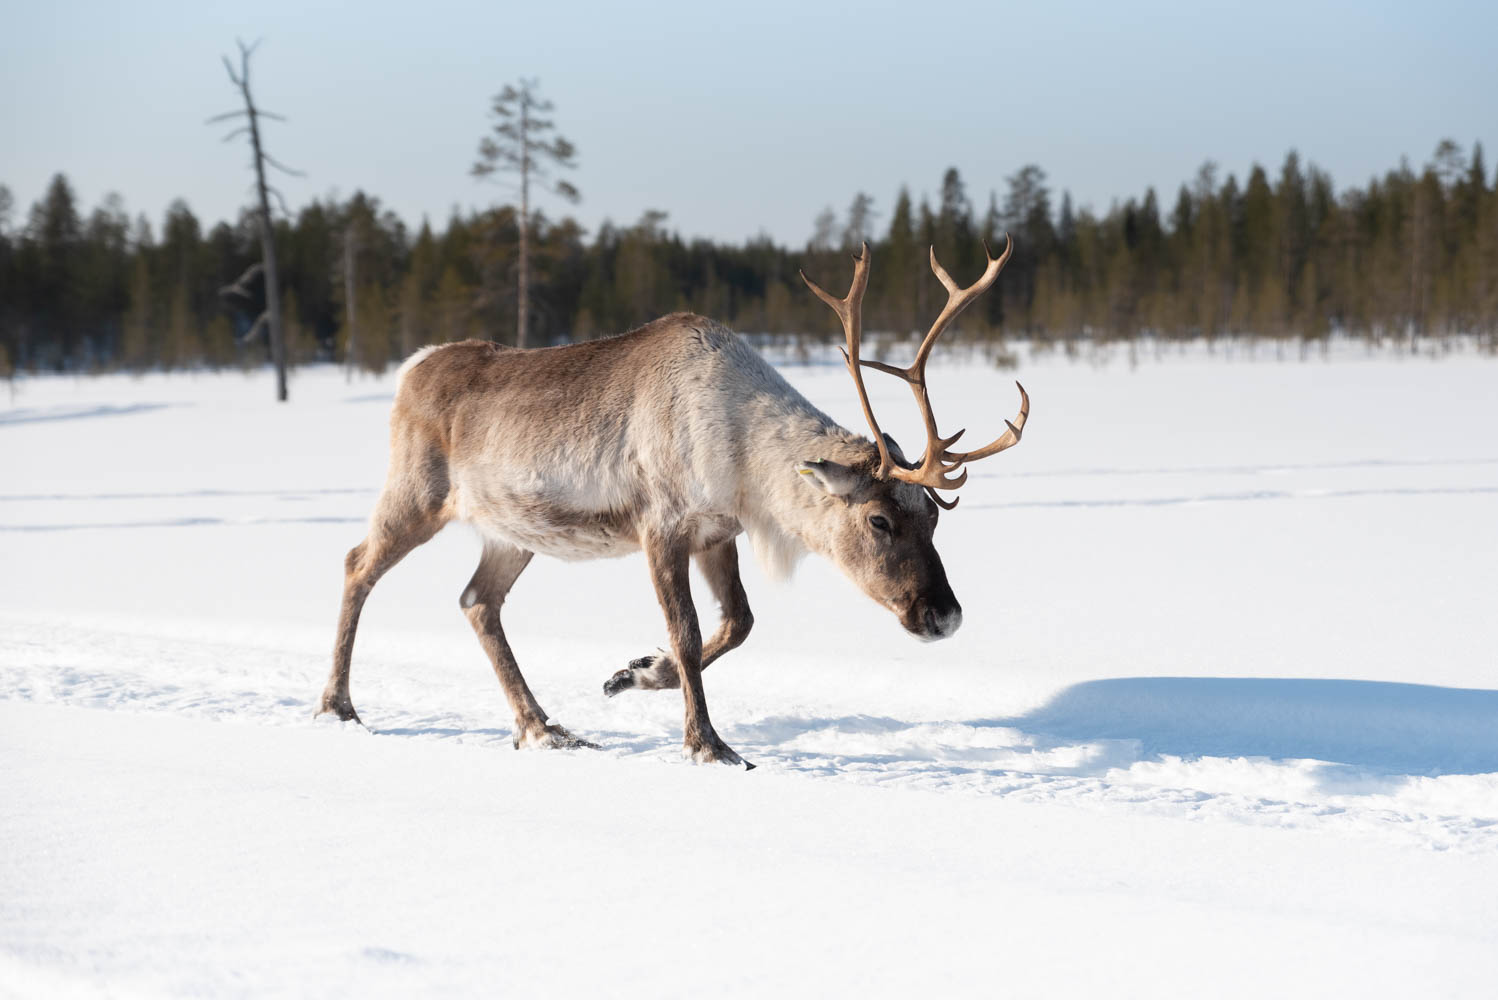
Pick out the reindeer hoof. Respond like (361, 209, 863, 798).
(315, 697, 363, 726)
(603, 666, 637, 698)
(684, 735, 752, 769)
(604, 654, 678, 697)
(514, 723, 599, 751)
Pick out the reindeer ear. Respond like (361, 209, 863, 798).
(881, 433, 913, 469)
(796, 459, 862, 497)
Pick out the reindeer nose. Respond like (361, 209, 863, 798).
(921, 604, 963, 640)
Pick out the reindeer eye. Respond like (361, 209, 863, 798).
(869, 514, 892, 534)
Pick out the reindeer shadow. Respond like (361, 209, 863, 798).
(367, 677, 1498, 788)
(725, 678, 1498, 793)
(984, 677, 1498, 778)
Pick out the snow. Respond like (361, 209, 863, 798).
(3, 343, 1497, 996)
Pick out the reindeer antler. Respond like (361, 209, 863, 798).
(802, 236, 1029, 509)
(799, 243, 898, 479)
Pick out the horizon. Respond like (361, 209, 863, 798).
(8, 136, 1493, 250)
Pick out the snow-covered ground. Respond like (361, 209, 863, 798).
(3, 343, 1497, 997)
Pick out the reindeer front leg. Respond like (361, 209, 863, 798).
(606, 537, 754, 697)
(644, 532, 752, 769)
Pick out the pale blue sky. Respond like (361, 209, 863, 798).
(2, 0, 1493, 245)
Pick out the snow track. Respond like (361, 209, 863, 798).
(5, 616, 1495, 855)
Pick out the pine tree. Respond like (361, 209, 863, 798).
(120, 255, 152, 371)
(434, 265, 473, 343)
(1275, 151, 1310, 337)
(616, 210, 670, 323)
(0, 185, 14, 373)
(916, 197, 936, 322)
(936, 167, 974, 278)
(397, 221, 439, 357)
(281, 287, 310, 365)
(1238, 166, 1277, 334)
(1191, 164, 1229, 339)
(884, 187, 918, 335)
(842, 193, 877, 251)
(1053, 191, 1079, 339)
(981, 191, 1005, 329)
(1469, 142, 1488, 198)
(162, 279, 192, 369)
(1478, 176, 1498, 347)
(0, 187, 14, 386)
(203, 312, 235, 369)
(81, 193, 131, 366)
(472, 79, 580, 347)
(809, 206, 838, 251)
(1134, 189, 1165, 333)
(1002, 165, 1054, 333)
(356, 282, 393, 372)
(395, 272, 426, 358)
(31, 174, 83, 369)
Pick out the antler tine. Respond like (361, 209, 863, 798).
(912, 233, 1014, 373)
(847, 235, 1012, 495)
(799, 243, 895, 478)
(800, 237, 1028, 500)
(801, 268, 853, 318)
(944, 381, 1030, 463)
(926, 487, 961, 511)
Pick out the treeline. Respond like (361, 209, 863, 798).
(1, 138, 1495, 374)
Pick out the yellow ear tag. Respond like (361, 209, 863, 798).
(798, 469, 813, 475)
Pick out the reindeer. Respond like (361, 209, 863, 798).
(317, 239, 1028, 768)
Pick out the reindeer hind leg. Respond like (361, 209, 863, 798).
(461, 540, 595, 750)
(319, 456, 450, 723)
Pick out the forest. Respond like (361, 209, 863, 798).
(1, 139, 1495, 376)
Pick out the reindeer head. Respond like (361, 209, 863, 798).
(794, 436, 961, 640)
(798, 241, 1029, 641)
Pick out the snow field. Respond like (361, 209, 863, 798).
(3, 342, 1497, 996)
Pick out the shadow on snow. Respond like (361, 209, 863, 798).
(988, 676, 1498, 777)
(720, 678, 1498, 791)
(0, 402, 180, 426)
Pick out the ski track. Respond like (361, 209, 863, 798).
(4, 618, 1494, 855)
(5, 467, 1498, 532)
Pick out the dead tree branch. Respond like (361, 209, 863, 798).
(211, 37, 297, 402)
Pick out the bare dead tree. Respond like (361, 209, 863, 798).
(209, 39, 300, 401)
(472, 78, 579, 348)
(217, 260, 263, 336)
